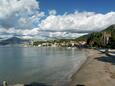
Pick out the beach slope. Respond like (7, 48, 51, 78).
(70, 49, 115, 86)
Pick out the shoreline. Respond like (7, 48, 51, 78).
(69, 49, 115, 86)
(68, 49, 96, 86)
(70, 49, 91, 79)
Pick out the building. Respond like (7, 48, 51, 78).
(102, 32, 111, 46)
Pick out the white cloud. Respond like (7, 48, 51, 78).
(0, 0, 44, 29)
(0, 27, 87, 39)
(0, 0, 115, 39)
(0, 0, 39, 18)
(39, 11, 115, 33)
(0, 28, 39, 36)
(48, 32, 87, 38)
(49, 10, 57, 15)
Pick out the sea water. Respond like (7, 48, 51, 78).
(0, 46, 87, 85)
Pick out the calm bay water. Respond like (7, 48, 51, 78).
(0, 46, 87, 85)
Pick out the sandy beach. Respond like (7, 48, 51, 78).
(69, 49, 115, 86)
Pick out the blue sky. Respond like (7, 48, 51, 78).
(38, 0, 115, 14)
(0, 0, 115, 39)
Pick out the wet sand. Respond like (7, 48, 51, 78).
(69, 49, 115, 86)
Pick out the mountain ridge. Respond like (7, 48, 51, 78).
(0, 37, 30, 45)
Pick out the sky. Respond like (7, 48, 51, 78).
(0, 0, 115, 39)
(38, 0, 115, 14)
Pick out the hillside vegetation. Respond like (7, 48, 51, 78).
(77, 25, 115, 48)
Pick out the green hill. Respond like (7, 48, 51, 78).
(103, 25, 115, 32)
(75, 34, 89, 41)
(0, 37, 30, 45)
(77, 25, 115, 48)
